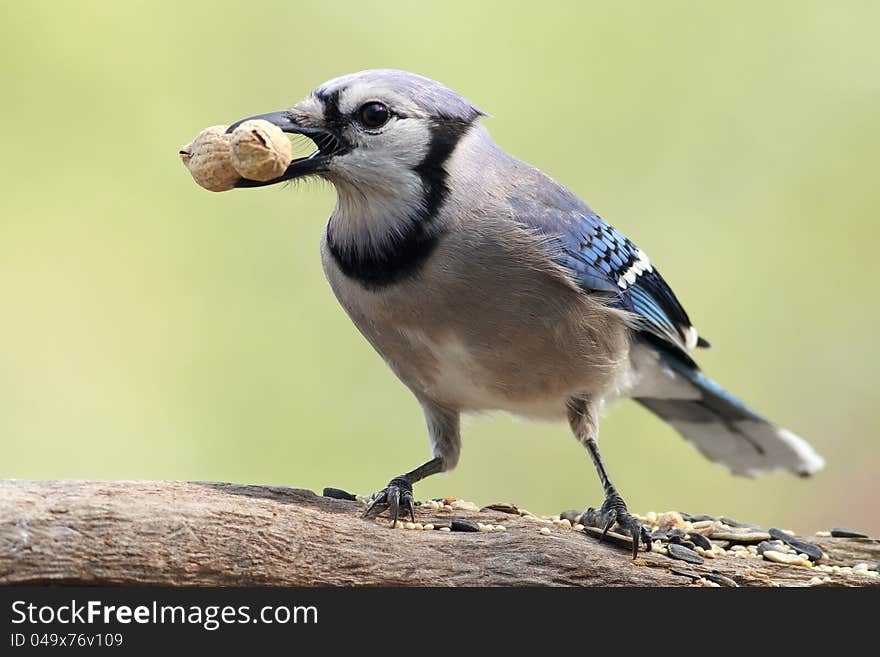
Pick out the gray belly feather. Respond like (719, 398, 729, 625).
(320, 221, 632, 420)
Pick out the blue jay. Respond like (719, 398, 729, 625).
(229, 69, 824, 557)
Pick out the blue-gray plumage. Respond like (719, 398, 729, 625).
(229, 69, 824, 558)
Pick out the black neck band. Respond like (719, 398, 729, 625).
(328, 119, 473, 289)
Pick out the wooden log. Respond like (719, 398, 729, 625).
(0, 480, 876, 587)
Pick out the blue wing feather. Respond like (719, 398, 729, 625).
(509, 194, 701, 355)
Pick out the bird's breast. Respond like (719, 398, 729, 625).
(320, 220, 632, 419)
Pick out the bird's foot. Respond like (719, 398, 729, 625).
(582, 493, 651, 559)
(363, 476, 415, 526)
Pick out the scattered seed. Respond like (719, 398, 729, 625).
(756, 540, 785, 555)
(853, 563, 869, 572)
(494, 525, 506, 532)
(705, 572, 738, 588)
(539, 527, 551, 536)
(404, 522, 416, 530)
(657, 512, 687, 530)
(815, 530, 832, 537)
(423, 524, 434, 531)
(573, 523, 585, 532)
(763, 550, 811, 567)
(698, 578, 721, 587)
(481, 502, 519, 514)
(688, 533, 712, 550)
(670, 568, 702, 581)
(710, 530, 771, 543)
(439, 527, 451, 532)
(413, 523, 423, 530)
(558, 519, 572, 529)
(322, 487, 357, 501)
(830, 527, 869, 539)
(450, 500, 480, 512)
(768, 528, 823, 561)
(669, 537, 697, 551)
(667, 543, 705, 565)
(688, 521, 717, 535)
(695, 547, 716, 559)
(720, 516, 763, 530)
(451, 519, 480, 532)
(681, 513, 716, 522)
(393, 520, 404, 529)
(478, 523, 492, 532)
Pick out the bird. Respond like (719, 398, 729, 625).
(227, 69, 824, 557)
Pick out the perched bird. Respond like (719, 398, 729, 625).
(229, 69, 824, 557)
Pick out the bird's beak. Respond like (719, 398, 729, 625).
(226, 110, 343, 188)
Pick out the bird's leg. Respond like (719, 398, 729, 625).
(363, 457, 444, 525)
(567, 398, 651, 559)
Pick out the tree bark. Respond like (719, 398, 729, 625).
(0, 480, 876, 587)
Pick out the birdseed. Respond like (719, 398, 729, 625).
(762, 550, 811, 568)
(768, 528, 823, 561)
(450, 519, 480, 532)
(667, 543, 705, 565)
(830, 527, 869, 538)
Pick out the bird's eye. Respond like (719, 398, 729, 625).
(358, 102, 390, 129)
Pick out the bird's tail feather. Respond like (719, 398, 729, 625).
(634, 354, 824, 478)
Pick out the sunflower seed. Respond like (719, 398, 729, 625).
(322, 487, 357, 501)
(667, 543, 705, 565)
(688, 533, 713, 550)
(705, 572, 738, 587)
(710, 530, 771, 543)
(756, 540, 785, 555)
(451, 519, 480, 532)
(481, 502, 520, 515)
(720, 516, 763, 530)
(830, 527, 869, 538)
(668, 536, 696, 551)
(768, 528, 823, 561)
(681, 513, 716, 522)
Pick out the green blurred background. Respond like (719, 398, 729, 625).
(2, 1, 878, 534)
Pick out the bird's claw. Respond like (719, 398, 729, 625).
(363, 476, 415, 526)
(582, 493, 651, 559)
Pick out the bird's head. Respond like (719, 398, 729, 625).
(230, 69, 485, 199)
